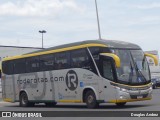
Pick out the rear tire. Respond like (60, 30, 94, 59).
(20, 92, 34, 107)
(85, 90, 99, 109)
(116, 102, 126, 107)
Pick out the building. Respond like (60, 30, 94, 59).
(0, 45, 43, 92)
(145, 50, 160, 72)
(145, 50, 160, 89)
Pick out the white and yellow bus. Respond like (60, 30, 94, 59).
(1, 40, 158, 108)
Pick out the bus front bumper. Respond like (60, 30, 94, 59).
(109, 86, 152, 103)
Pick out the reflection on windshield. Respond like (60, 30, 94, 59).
(112, 49, 150, 85)
(103, 61, 113, 80)
(131, 50, 150, 81)
(113, 50, 133, 83)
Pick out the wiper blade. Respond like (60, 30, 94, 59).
(129, 62, 133, 84)
(134, 62, 147, 83)
(130, 51, 147, 83)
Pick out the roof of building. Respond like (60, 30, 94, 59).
(0, 45, 43, 49)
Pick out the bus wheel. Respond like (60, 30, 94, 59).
(85, 90, 99, 109)
(116, 102, 126, 107)
(45, 102, 57, 107)
(20, 92, 32, 107)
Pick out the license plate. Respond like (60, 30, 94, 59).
(137, 96, 143, 99)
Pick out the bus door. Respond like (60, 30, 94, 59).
(100, 55, 117, 102)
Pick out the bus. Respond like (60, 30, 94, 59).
(1, 40, 158, 108)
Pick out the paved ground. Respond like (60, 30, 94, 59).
(0, 89, 160, 111)
(0, 89, 160, 120)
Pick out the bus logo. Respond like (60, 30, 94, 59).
(66, 70, 78, 91)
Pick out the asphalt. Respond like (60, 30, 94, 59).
(0, 89, 160, 120)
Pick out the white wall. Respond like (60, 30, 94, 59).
(0, 46, 42, 61)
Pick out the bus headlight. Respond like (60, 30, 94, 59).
(149, 86, 152, 90)
(120, 88, 127, 92)
(120, 96, 123, 99)
(116, 87, 128, 92)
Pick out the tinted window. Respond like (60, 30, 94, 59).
(40, 54, 54, 71)
(89, 47, 100, 60)
(26, 56, 40, 72)
(102, 60, 114, 81)
(55, 52, 69, 69)
(70, 49, 97, 74)
(13, 59, 26, 74)
(2, 61, 14, 75)
(71, 49, 88, 68)
(89, 47, 111, 75)
(101, 47, 111, 53)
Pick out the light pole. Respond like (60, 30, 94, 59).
(39, 30, 46, 48)
(95, 0, 101, 40)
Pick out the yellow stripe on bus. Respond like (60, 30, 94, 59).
(3, 98, 13, 102)
(58, 100, 82, 103)
(3, 43, 107, 61)
(109, 97, 151, 103)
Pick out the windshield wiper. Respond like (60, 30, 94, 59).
(130, 52, 147, 83)
(135, 63, 147, 83)
(129, 62, 134, 84)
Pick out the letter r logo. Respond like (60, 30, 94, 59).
(66, 70, 78, 91)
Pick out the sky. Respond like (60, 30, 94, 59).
(0, 0, 160, 53)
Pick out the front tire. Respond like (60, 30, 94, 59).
(85, 90, 99, 109)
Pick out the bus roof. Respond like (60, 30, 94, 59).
(3, 39, 141, 61)
(29, 39, 141, 54)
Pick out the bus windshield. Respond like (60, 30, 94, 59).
(112, 49, 150, 85)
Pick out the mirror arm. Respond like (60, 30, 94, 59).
(145, 53, 158, 66)
(100, 53, 121, 68)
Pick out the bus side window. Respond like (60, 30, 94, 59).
(102, 60, 114, 81)
(70, 49, 97, 74)
(39, 54, 54, 71)
(13, 59, 26, 74)
(2, 61, 14, 75)
(26, 56, 40, 73)
(89, 47, 100, 61)
(70, 49, 87, 68)
(55, 52, 69, 70)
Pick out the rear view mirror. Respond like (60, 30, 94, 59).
(145, 53, 158, 66)
(100, 53, 121, 68)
